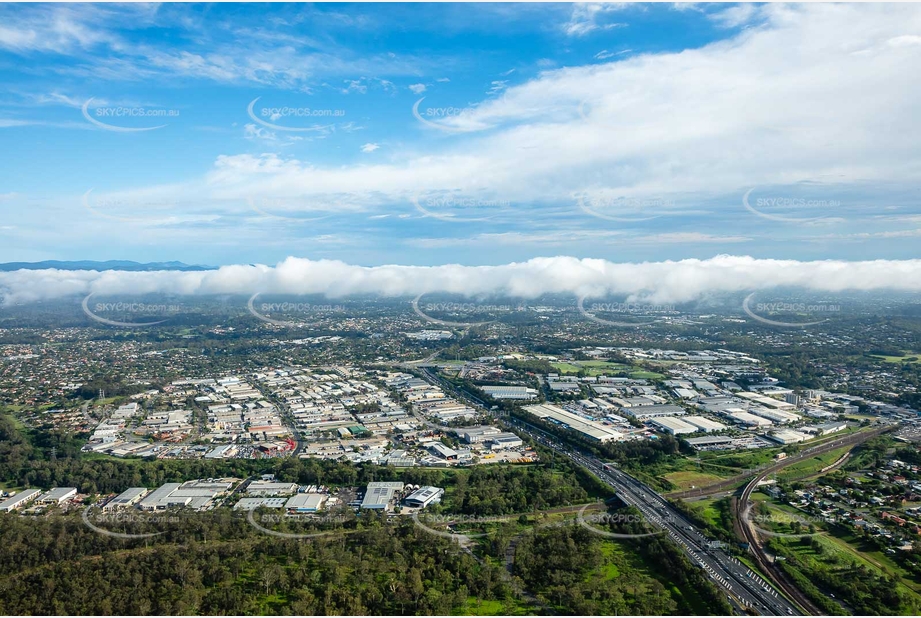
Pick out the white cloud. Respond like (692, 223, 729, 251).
(409, 83, 427, 94)
(564, 3, 627, 37)
(360, 143, 380, 153)
(4, 255, 921, 306)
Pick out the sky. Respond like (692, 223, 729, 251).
(1, 2, 921, 271)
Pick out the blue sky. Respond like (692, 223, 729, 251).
(1, 2, 920, 267)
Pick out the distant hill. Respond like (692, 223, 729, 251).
(0, 260, 213, 272)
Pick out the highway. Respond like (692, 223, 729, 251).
(520, 421, 804, 616)
(413, 365, 807, 615)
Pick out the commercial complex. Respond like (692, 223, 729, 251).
(360, 481, 405, 511)
(524, 403, 623, 443)
(0, 489, 42, 512)
(403, 486, 444, 508)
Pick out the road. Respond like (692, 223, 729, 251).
(512, 418, 803, 616)
(414, 364, 805, 615)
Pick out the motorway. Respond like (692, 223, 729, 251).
(413, 363, 806, 615)
(523, 423, 803, 616)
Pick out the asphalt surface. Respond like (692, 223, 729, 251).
(508, 417, 804, 617)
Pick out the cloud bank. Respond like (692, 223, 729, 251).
(2, 255, 920, 307)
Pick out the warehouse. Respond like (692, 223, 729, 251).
(460, 426, 501, 443)
(682, 416, 727, 433)
(403, 486, 444, 509)
(525, 403, 622, 443)
(767, 430, 809, 445)
(816, 421, 848, 435)
(625, 404, 687, 420)
(650, 417, 697, 435)
(37, 487, 77, 504)
(0, 489, 42, 512)
(684, 435, 735, 450)
(479, 385, 538, 400)
(138, 483, 183, 511)
(234, 497, 287, 510)
(361, 481, 405, 511)
(246, 481, 299, 496)
(736, 392, 796, 409)
(748, 407, 801, 424)
(726, 411, 772, 428)
(103, 487, 148, 511)
(427, 443, 458, 460)
(285, 493, 327, 513)
(487, 432, 524, 449)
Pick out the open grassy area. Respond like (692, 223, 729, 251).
(549, 361, 664, 379)
(457, 598, 531, 616)
(870, 351, 921, 365)
(661, 470, 725, 491)
(774, 446, 851, 482)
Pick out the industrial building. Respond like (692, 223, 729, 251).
(682, 416, 727, 433)
(138, 483, 183, 511)
(816, 421, 848, 435)
(479, 386, 538, 400)
(726, 411, 772, 428)
(736, 391, 796, 409)
(748, 407, 801, 424)
(487, 432, 524, 449)
(285, 493, 327, 513)
(524, 404, 622, 443)
(361, 481, 404, 511)
(459, 426, 501, 443)
(0, 488, 42, 512)
(246, 481, 299, 496)
(624, 404, 687, 420)
(427, 443, 458, 460)
(36, 487, 77, 504)
(767, 430, 809, 445)
(684, 435, 735, 450)
(234, 497, 287, 510)
(650, 417, 697, 435)
(403, 486, 444, 509)
(103, 487, 148, 511)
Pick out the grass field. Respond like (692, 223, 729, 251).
(549, 361, 665, 379)
(661, 471, 724, 491)
(870, 351, 921, 365)
(774, 446, 851, 482)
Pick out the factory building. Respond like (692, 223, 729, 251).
(487, 432, 524, 449)
(138, 483, 183, 511)
(234, 497, 287, 510)
(816, 421, 848, 435)
(36, 487, 77, 504)
(479, 386, 539, 400)
(748, 407, 801, 424)
(103, 487, 149, 511)
(624, 404, 687, 420)
(460, 426, 501, 444)
(727, 411, 772, 428)
(524, 404, 622, 443)
(682, 416, 727, 433)
(0, 489, 42, 512)
(246, 481, 299, 496)
(650, 417, 697, 435)
(427, 443, 458, 460)
(361, 481, 405, 511)
(403, 486, 444, 509)
(285, 493, 327, 513)
(767, 430, 809, 445)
